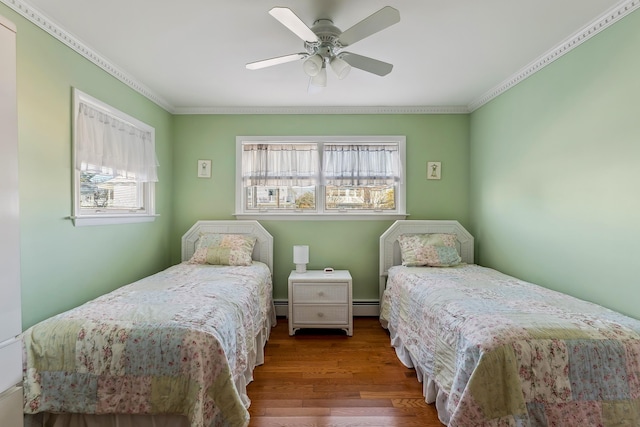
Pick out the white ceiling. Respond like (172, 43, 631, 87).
(6, 0, 636, 113)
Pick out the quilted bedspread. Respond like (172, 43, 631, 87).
(22, 262, 275, 427)
(380, 264, 640, 427)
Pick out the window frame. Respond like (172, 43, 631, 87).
(235, 135, 407, 220)
(71, 88, 158, 226)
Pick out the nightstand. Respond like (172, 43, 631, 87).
(288, 270, 353, 336)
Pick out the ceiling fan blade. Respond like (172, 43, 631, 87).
(338, 6, 400, 47)
(340, 52, 393, 76)
(246, 53, 307, 70)
(269, 7, 320, 43)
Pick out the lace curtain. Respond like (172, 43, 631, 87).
(75, 102, 159, 182)
(323, 144, 401, 186)
(242, 143, 318, 186)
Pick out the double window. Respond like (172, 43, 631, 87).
(72, 89, 158, 226)
(236, 136, 406, 219)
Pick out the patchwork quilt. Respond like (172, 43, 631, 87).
(380, 264, 640, 427)
(22, 262, 275, 427)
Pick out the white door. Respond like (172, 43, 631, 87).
(0, 15, 20, 344)
(0, 15, 23, 425)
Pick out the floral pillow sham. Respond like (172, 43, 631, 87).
(188, 233, 257, 266)
(397, 233, 461, 267)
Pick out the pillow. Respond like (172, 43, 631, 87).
(188, 233, 257, 266)
(397, 233, 461, 267)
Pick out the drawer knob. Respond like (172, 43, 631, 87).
(318, 291, 324, 297)
(317, 312, 324, 318)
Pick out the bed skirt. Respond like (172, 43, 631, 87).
(381, 317, 451, 425)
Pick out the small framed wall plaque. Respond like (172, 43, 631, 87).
(198, 160, 212, 178)
(427, 161, 441, 180)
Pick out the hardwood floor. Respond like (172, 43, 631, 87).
(247, 316, 444, 427)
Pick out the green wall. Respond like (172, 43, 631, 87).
(1, 4, 175, 329)
(469, 10, 640, 318)
(171, 114, 470, 301)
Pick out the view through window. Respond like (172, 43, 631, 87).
(72, 88, 158, 226)
(236, 136, 405, 217)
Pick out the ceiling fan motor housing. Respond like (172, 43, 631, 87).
(305, 19, 343, 60)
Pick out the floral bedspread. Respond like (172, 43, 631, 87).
(22, 262, 275, 427)
(380, 264, 640, 426)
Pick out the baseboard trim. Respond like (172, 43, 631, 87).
(274, 299, 380, 317)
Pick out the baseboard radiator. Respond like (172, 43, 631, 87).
(273, 299, 380, 317)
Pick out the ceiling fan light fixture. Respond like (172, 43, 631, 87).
(250, 6, 400, 90)
(330, 56, 351, 80)
(310, 64, 327, 87)
(303, 54, 323, 77)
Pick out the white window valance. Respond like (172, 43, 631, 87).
(242, 143, 318, 187)
(75, 102, 158, 182)
(322, 144, 402, 186)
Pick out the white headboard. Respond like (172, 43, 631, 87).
(181, 220, 274, 272)
(379, 220, 474, 299)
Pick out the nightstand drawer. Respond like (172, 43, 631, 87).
(292, 304, 348, 324)
(292, 283, 348, 303)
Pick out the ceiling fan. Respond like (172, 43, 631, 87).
(246, 6, 400, 92)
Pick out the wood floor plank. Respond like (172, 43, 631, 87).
(301, 399, 393, 408)
(247, 316, 443, 426)
(249, 415, 443, 427)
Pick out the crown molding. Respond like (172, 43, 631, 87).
(468, 0, 640, 111)
(173, 105, 469, 115)
(1, 0, 175, 113)
(3, 0, 639, 115)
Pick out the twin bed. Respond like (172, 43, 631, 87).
(22, 220, 275, 427)
(379, 220, 640, 426)
(21, 219, 640, 426)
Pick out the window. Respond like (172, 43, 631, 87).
(72, 88, 158, 226)
(236, 136, 406, 219)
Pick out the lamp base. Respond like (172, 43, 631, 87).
(295, 264, 307, 273)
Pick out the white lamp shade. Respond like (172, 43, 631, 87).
(303, 54, 323, 77)
(293, 245, 309, 264)
(310, 65, 327, 87)
(330, 56, 351, 80)
(307, 79, 323, 94)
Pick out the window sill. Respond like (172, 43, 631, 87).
(234, 213, 408, 221)
(70, 214, 159, 227)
